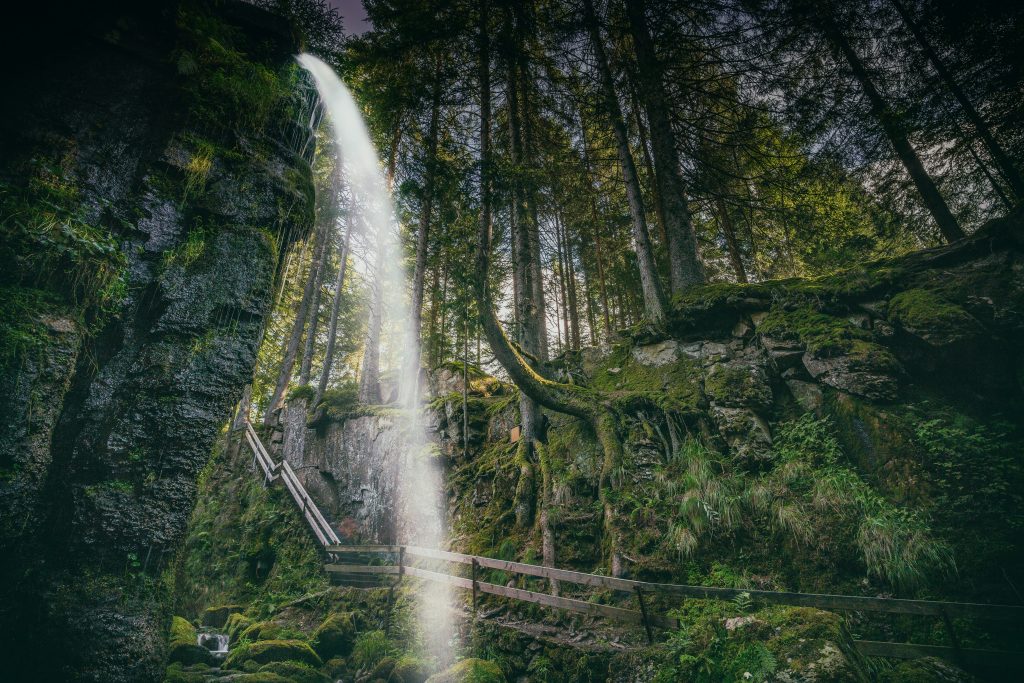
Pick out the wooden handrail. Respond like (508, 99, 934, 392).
(242, 420, 340, 547)
(325, 543, 1024, 622)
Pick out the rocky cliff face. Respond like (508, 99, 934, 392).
(281, 400, 403, 544)
(0, 3, 316, 681)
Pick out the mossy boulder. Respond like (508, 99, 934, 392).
(201, 604, 244, 629)
(670, 604, 867, 682)
(367, 655, 398, 680)
(162, 662, 209, 683)
(886, 289, 980, 347)
(223, 639, 323, 670)
(393, 655, 431, 683)
(257, 661, 331, 683)
(425, 658, 505, 683)
(876, 656, 973, 682)
(704, 359, 773, 410)
(240, 620, 285, 643)
(167, 616, 214, 667)
(225, 612, 254, 641)
(310, 611, 356, 660)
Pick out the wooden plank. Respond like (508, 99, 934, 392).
(854, 640, 1022, 662)
(327, 545, 403, 553)
(402, 566, 677, 629)
(280, 461, 340, 545)
(325, 564, 400, 575)
(401, 546, 1024, 620)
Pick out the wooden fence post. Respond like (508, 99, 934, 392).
(472, 558, 479, 613)
(635, 586, 653, 644)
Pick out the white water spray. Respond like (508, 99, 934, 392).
(297, 53, 453, 665)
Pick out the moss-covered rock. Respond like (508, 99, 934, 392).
(704, 359, 773, 410)
(167, 615, 214, 667)
(240, 620, 285, 643)
(202, 604, 244, 629)
(876, 656, 973, 682)
(425, 658, 506, 683)
(367, 655, 398, 680)
(393, 655, 431, 683)
(226, 612, 255, 641)
(886, 288, 980, 347)
(310, 611, 356, 660)
(223, 639, 323, 670)
(162, 662, 210, 683)
(257, 661, 331, 683)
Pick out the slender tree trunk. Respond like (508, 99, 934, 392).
(504, 2, 540, 529)
(563, 216, 582, 349)
(554, 214, 572, 350)
(889, 0, 1024, 201)
(358, 122, 403, 403)
(820, 10, 964, 242)
(716, 196, 747, 283)
(315, 221, 352, 405)
(626, 0, 704, 292)
(299, 223, 332, 385)
(412, 57, 444, 354)
(580, 118, 613, 339)
(358, 254, 384, 404)
(582, 0, 668, 324)
(263, 224, 325, 426)
(427, 263, 441, 367)
(629, 79, 667, 246)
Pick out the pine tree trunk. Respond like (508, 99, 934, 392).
(299, 223, 332, 385)
(579, 120, 613, 339)
(582, 0, 668, 324)
(626, 0, 704, 292)
(359, 251, 384, 404)
(820, 10, 964, 243)
(263, 225, 325, 426)
(716, 196, 748, 283)
(412, 57, 444, 354)
(315, 222, 352, 405)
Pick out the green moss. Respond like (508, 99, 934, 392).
(257, 661, 330, 683)
(310, 612, 356, 660)
(223, 639, 322, 670)
(759, 305, 868, 357)
(239, 620, 285, 643)
(351, 629, 389, 669)
(590, 346, 702, 414)
(287, 383, 317, 402)
(393, 655, 431, 683)
(169, 616, 196, 645)
(704, 363, 770, 408)
(425, 658, 506, 683)
(225, 612, 254, 641)
(0, 286, 65, 365)
(886, 289, 978, 344)
(162, 662, 208, 683)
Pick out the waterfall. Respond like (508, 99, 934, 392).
(297, 53, 453, 665)
(197, 633, 229, 661)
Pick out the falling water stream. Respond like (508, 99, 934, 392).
(297, 53, 454, 665)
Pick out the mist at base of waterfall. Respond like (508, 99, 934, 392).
(297, 52, 454, 667)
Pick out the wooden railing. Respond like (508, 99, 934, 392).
(242, 420, 340, 546)
(239, 422, 1022, 666)
(324, 544, 1024, 665)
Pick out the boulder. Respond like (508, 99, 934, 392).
(310, 612, 356, 660)
(202, 604, 244, 629)
(631, 340, 680, 367)
(704, 359, 773, 410)
(710, 406, 773, 465)
(425, 658, 505, 683)
(223, 639, 323, 670)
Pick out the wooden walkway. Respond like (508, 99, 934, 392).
(241, 420, 1023, 667)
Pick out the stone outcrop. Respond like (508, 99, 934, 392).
(0, 3, 316, 681)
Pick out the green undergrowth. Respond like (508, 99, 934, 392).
(173, 429, 329, 619)
(176, 2, 291, 138)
